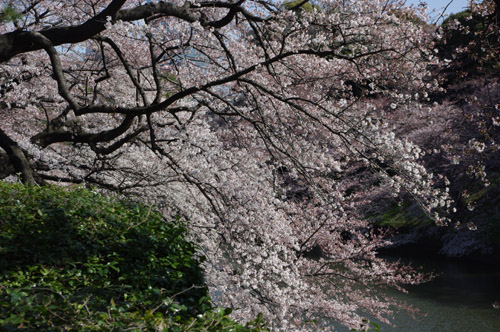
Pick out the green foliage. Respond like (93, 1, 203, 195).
(461, 172, 500, 245)
(461, 172, 500, 206)
(0, 5, 22, 23)
(438, 7, 500, 77)
(282, 0, 318, 13)
(351, 320, 381, 332)
(166, 309, 269, 331)
(441, 10, 475, 29)
(372, 201, 432, 228)
(440, 10, 478, 52)
(0, 182, 268, 331)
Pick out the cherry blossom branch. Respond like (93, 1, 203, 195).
(0, 0, 271, 63)
(74, 47, 394, 117)
(95, 35, 149, 106)
(27, 31, 80, 111)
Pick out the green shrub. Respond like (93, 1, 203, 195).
(0, 182, 268, 331)
(282, 0, 320, 13)
(0, 5, 22, 23)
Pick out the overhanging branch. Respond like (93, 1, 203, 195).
(0, 128, 38, 184)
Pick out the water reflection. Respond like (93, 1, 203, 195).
(329, 253, 500, 332)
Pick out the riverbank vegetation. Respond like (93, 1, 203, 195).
(0, 182, 268, 331)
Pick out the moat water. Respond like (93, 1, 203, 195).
(330, 252, 500, 331)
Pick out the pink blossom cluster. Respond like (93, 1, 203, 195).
(0, 0, 457, 330)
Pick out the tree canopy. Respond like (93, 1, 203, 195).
(0, 0, 477, 330)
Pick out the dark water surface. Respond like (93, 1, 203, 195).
(331, 253, 500, 331)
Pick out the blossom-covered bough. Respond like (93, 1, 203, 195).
(0, 0, 454, 330)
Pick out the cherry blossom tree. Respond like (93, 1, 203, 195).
(435, 0, 500, 84)
(0, 0, 453, 330)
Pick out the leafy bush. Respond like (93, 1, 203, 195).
(0, 182, 268, 331)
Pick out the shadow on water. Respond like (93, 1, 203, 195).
(404, 256, 500, 305)
(329, 250, 500, 332)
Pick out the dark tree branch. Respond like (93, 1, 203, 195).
(28, 31, 80, 111)
(94, 126, 148, 155)
(0, 0, 267, 63)
(146, 33, 162, 105)
(74, 47, 389, 116)
(0, 0, 127, 63)
(95, 35, 149, 106)
(32, 114, 137, 148)
(0, 128, 38, 184)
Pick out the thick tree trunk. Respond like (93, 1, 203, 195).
(0, 128, 37, 184)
